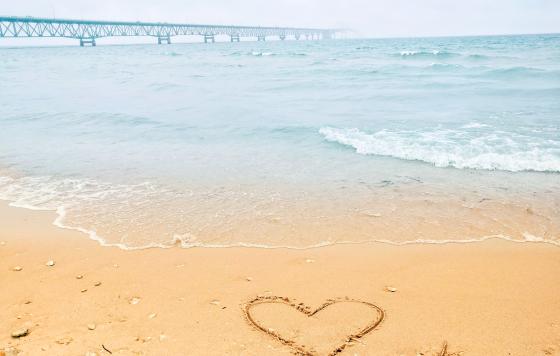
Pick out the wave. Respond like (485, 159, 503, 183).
(163, 51, 182, 57)
(483, 66, 554, 79)
(319, 127, 560, 173)
(228, 51, 304, 57)
(250, 51, 274, 57)
(466, 54, 491, 61)
(398, 50, 459, 58)
(428, 63, 465, 71)
(2, 172, 559, 250)
(488, 66, 544, 74)
(0, 174, 182, 249)
(461, 122, 490, 129)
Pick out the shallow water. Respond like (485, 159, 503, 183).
(1, 34, 559, 248)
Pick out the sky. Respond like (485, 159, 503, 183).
(2, 0, 560, 38)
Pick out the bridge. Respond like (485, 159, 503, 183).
(0, 16, 340, 46)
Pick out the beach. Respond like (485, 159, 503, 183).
(1, 34, 560, 356)
(2, 202, 559, 355)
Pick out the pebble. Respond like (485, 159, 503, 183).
(305, 259, 315, 263)
(94, 281, 102, 287)
(385, 286, 398, 293)
(87, 324, 96, 331)
(362, 210, 382, 218)
(245, 277, 253, 282)
(76, 275, 84, 279)
(210, 300, 221, 306)
(85, 352, 99, 356)
(46, 260, 55, 267)
(56, 336, 73, 345)
(1, 347, 20, 356)
(135, 336, 152, 343)
(159, 334, 168, 341)
(148, 313, 157, 319)
(12, 266, 23, 272)
(130, 297, 141, 305)
(11, 328, 29, 338)
(0, 241, 6, 246)
(81, 289, 88, 293)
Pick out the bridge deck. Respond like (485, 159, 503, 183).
(0, 16, 339, 45)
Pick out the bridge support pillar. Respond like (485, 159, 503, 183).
(279, 34, 286, 41)
(158, 35, 171, 44)
(295, 34, 300, 40)
(257, 35, 266, 42)
(79, 38, 96, 47)
(204, 34, 215, 43)
(230, 34, 240, 42)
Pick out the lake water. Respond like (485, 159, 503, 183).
(1, 34, 559, 249)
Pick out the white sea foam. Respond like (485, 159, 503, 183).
(250, 51, 274, 57)
(1, 172, 559, 250)
(461, 122, 490, 129)
(0, 174, 183, 250)
(522, 232, 545, 242)
(319, 127, 560, 172)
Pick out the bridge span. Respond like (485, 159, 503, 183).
(0, 16, 340, 46)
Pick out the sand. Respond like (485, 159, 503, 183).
(1, 202, 559, 356)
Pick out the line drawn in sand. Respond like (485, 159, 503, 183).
(243, 295, 461, 356)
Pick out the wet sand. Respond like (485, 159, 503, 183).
(1, 202, 559, 355)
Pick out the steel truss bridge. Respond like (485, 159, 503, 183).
(0, 16, 340, 46)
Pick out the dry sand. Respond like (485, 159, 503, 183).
(1, 202, 559, 355)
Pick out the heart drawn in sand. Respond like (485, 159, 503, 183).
(243, 296, 385, 356)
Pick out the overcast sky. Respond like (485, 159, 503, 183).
(3, 0, 560, 37)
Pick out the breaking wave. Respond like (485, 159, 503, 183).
(320, 127, 560, 173)
(398, 50, 460, 58)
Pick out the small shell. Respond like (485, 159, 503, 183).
(11, 328, 29, 338)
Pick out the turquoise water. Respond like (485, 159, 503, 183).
(1, 34, 559, 248)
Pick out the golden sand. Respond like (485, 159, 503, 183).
(1, 202, 559, 355)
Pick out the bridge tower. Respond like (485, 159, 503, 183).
(157, 35, 172, 44)
(204, 33, 215, 43)
(79, 38, 96, 47)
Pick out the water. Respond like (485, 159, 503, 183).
(1, 34, 559, 249)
